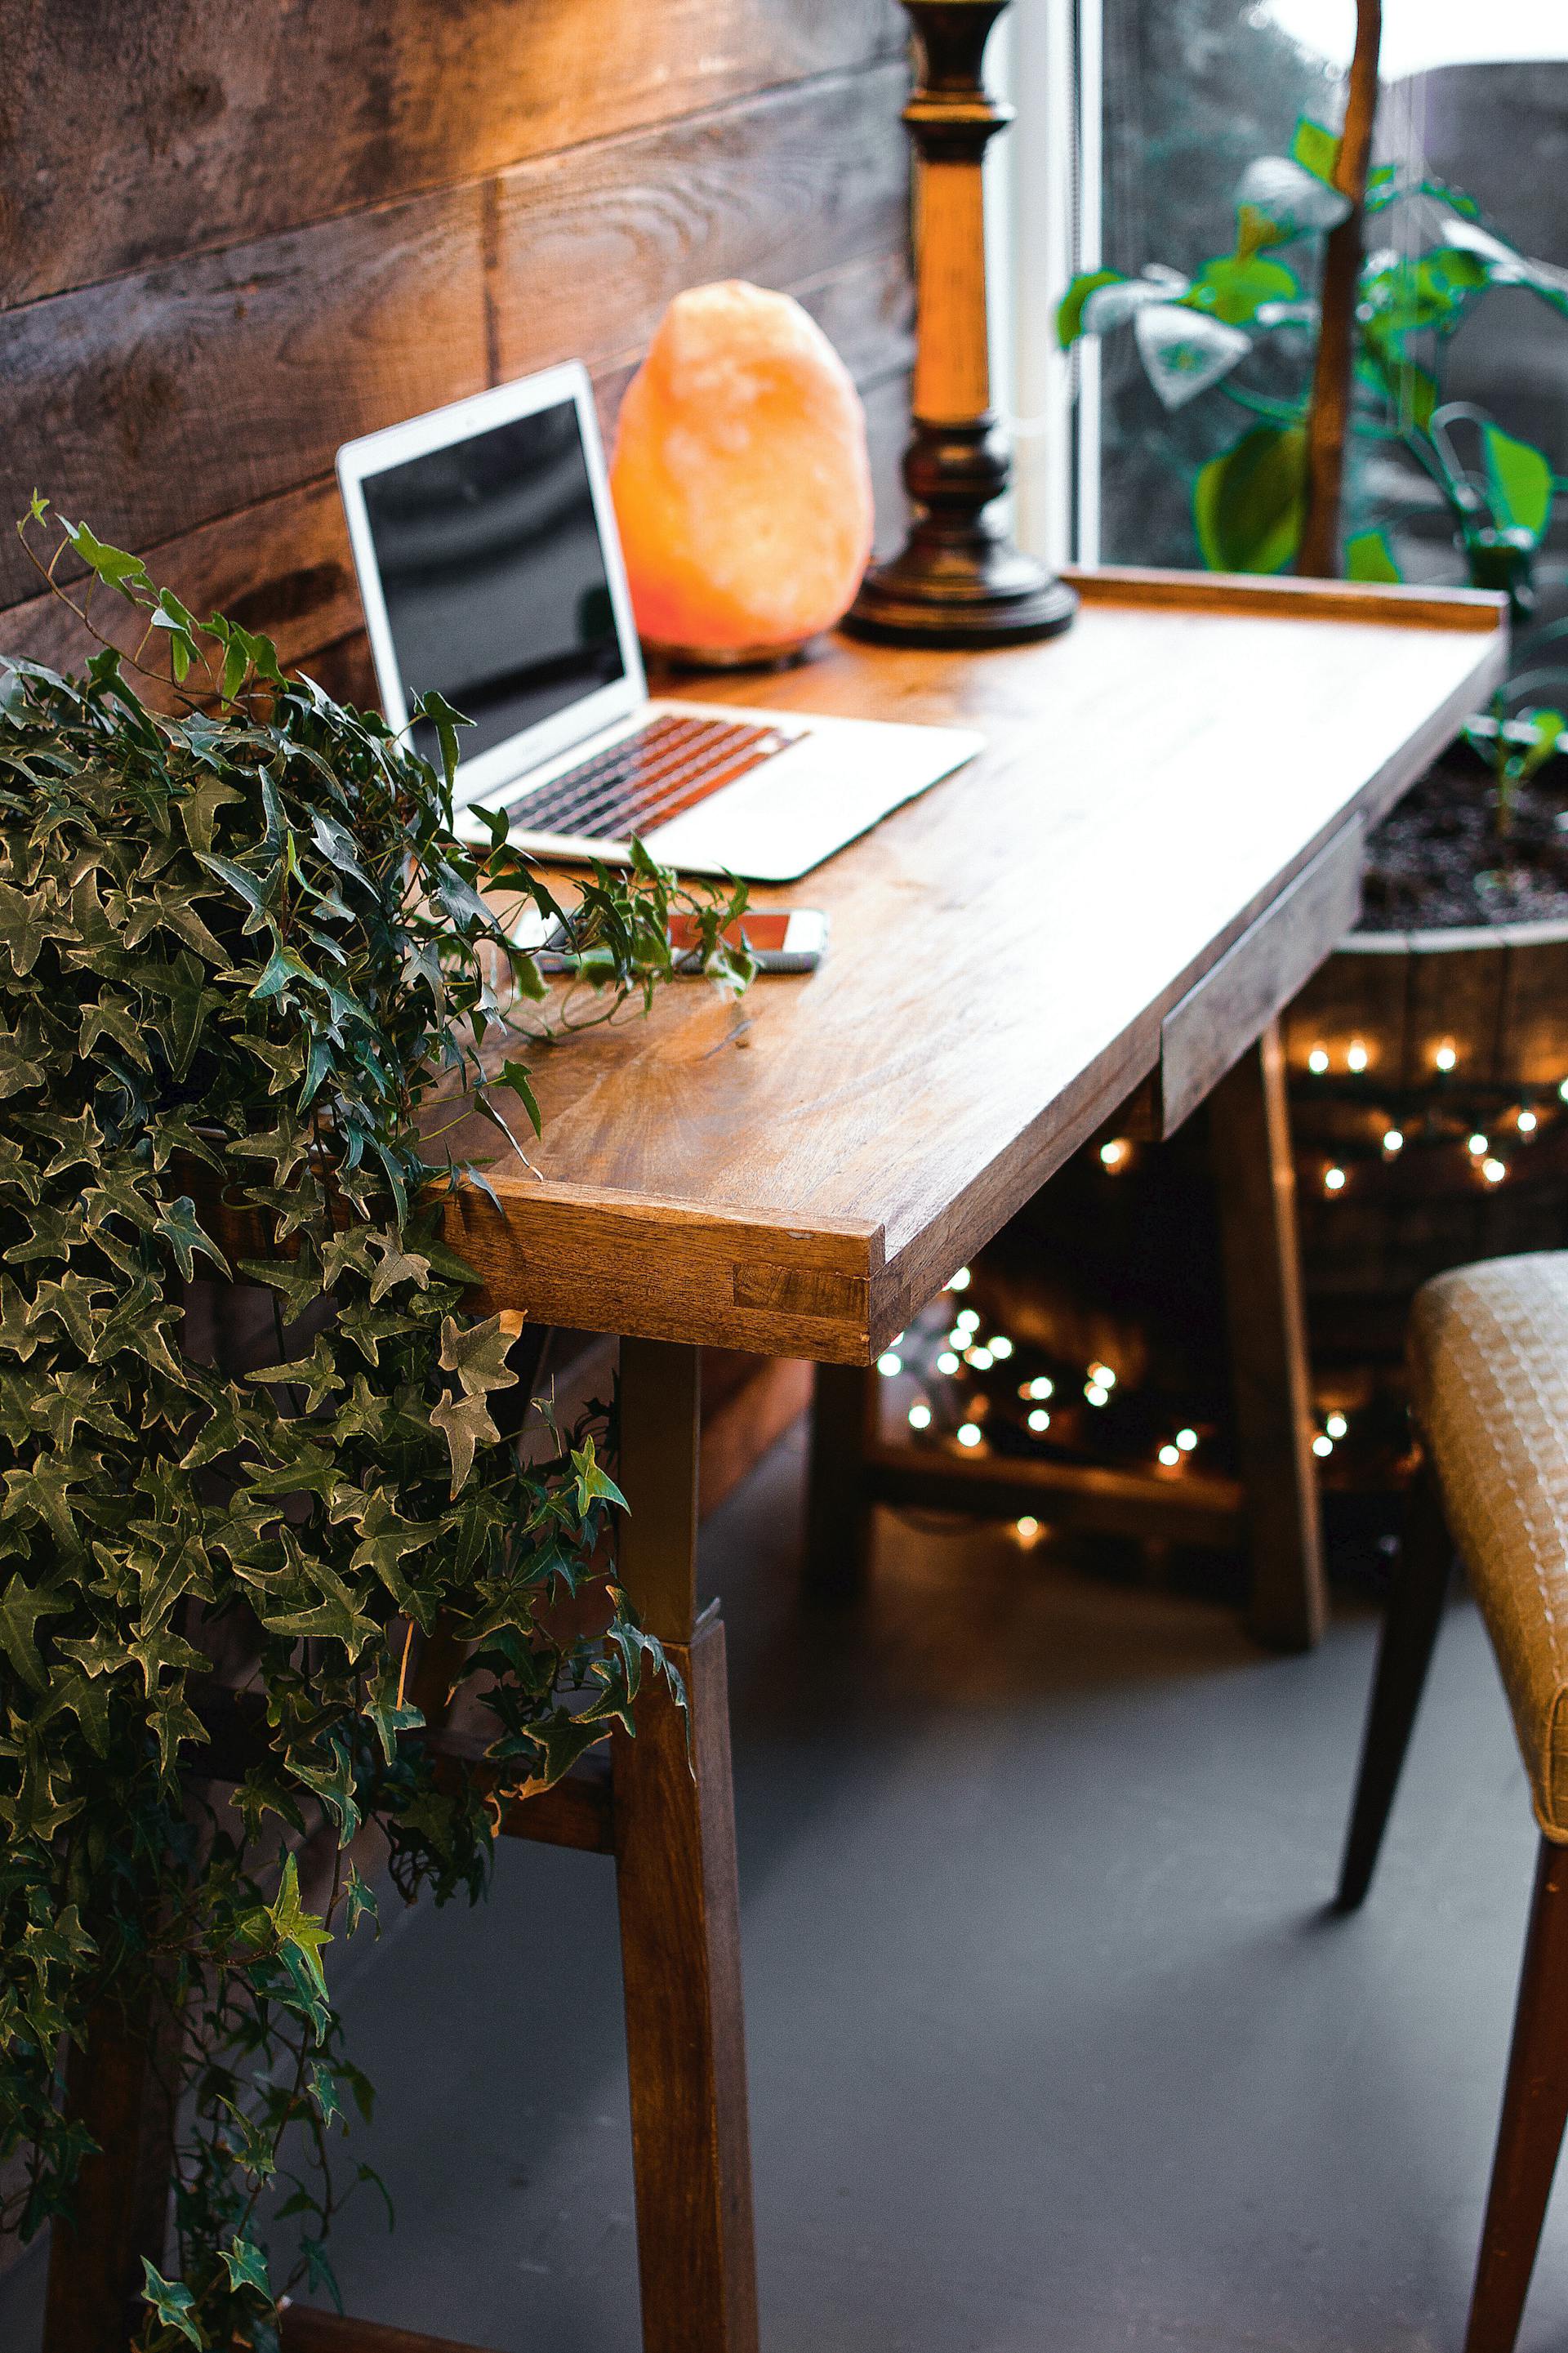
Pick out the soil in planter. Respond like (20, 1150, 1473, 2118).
(1360, 737, 1568, 930)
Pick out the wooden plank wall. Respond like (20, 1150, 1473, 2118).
(0, 0, 915, 702)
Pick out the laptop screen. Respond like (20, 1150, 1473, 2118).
(358, 397, 626, 772)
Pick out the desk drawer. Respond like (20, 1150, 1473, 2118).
(1160, 818, 1363, 1134)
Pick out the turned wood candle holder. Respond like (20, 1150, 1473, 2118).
(844, 0, 1076, 648)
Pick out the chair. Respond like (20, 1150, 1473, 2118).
(1338, 1250, 1568, 2353)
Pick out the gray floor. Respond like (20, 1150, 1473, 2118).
(7, 1424, 1565, 2351)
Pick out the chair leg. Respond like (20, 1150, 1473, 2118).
(1465, 1836, 1568, 2353)
(803, 1361, 877, 1602)
(1335, 1457, 1452, 1910)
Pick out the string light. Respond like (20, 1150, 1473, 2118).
(1157, 1443, 1181, 1467)
(1347, 1039, 1369, 1072)
(1324, 1165, 1347, 1192)
(1560, 1078, 1568, 1103)
(1307, 1045, 1330, 1074)
(1089, 1363, 1116, 1390)
(1027, 1407, 1051, 1433)
(966, 1345, 995, 1370)
(1312, 1433, 1334, 1458)
(1100, 1137, 1129, 1170)
(1468, 1133, 1488, 1157)
(956, 1308, 980, 1335)
(1383, 1129, 1404, 1155)
(1435, 1042, 1458, 1072)
(948, 1265, 972, 1291)
(1015, 1516, 1040, 1543)
(988, 1335, 1013, 1360)
(877, 1351, 902, 1376)
(956, 1422, 982, 1448)
(937, 1350, 960, 1376)
(1325, 1410, 1348, 1440)
(1085, 1381, 1109, 1407)
(1022, 1376, 1054, 1402)
(907, 1402, 932, 1430)
(1175, 1428, 1198, 1452)
(1518, 1109, 1539, 1134)
(1482, 1156, 1507, 1183)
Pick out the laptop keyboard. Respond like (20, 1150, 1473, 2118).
(506, 712, 801, 845)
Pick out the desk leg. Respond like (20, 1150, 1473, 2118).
(1209, 1022, 1327, 1652)
(613, 1337, 760, 2353)
(803, 1361, 878, 1601)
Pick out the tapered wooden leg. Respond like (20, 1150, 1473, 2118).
(1336, 1458, 1452, 1910)
(614, 1338, 759, 2353)
(803, 1361, 879, 1601)
(43, 1988, 180, 2353)
(1465, 1836, 1568, 2353)
(1209, 1021, 1327, 1651)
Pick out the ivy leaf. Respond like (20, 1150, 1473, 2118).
(0, 1573, 71, 1691)
(219, 2234, 271, 2299)
(153, 1195, 231, 1282)
(431, 1387, 501, 1498)
(266, 1852, 332, 1999)
(140, 2262, 203, 2347)
(570, 1433, 626, 1519)
(345, 1863, 379, 1937)
(499, 1058, 542, 1137)
(368, 1240, 432, 1303)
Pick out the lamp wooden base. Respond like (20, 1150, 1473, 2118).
(844, 548, 1078, 648)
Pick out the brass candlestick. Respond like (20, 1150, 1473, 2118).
(844, 0, 1076, 647)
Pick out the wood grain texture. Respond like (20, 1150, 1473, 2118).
(1209, 1024, 1326, 1651)
(1062, 563, 1505, 633)
(433, 577, 1503, 1361)
(280, 2311, 505, 2353)
(1160, 820, 1364, 1134)
(0, 0, 907, 304)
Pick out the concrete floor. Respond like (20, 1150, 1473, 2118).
(7, 1423, 1566, 2351)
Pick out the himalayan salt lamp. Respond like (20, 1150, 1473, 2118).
(610, 280, 874, 666)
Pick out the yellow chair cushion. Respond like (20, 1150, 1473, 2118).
(1410, 1251, 1568, 1839)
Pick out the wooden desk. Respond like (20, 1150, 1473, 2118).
(420, 570, 1502, 2353)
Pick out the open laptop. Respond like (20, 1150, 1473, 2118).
(336, 362, 982, 881)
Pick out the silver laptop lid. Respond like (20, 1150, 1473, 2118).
(336, 362, 648, 813)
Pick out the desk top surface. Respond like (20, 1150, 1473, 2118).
(439, 568, 1504, 1362)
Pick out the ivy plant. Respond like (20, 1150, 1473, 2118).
(0, 501, 746, 2350)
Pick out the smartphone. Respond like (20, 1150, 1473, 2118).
(668, 909, 829, 975)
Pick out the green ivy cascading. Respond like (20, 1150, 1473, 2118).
(0, 506, 746, 2350)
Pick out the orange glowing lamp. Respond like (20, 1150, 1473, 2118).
(609, 280, 875, 666)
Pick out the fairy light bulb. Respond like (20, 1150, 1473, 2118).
(1468, 1134, 1488, 1157)
(966, 1345, 995, 1371)
(1325, 1410, 1348, 1440)
(937, 1351, 960, 1376)
(1085, 1381, 1109, 1407)
(877, 1351, 902, 1376)
(1435, 1041, 1458, 1072)
(907, 1402, 932, 1430)
(1158, 1443, 1181, 1468)
(1347, 1040, 1369, 1072)
(949, 1265, 972, 1291)
(1023, 1376, 1054, 1402)
(1518, 1109, 1539, 1134)
(1559, 1077, 1568, 1103)
(956, 1308, 981, 1335)
(1383, 1129, 1404, 1155)
(1307, 1045, 1330, 1075)
(1312, 1433, 1334, 1458)
(1324, 1165, 1347, 1192)
(1175, 1428, 1197, 1452)
(1089, 1363, 1116, 1390)
(1482, 1157, 1507, 1184)
(1027, 1407, 1051, 1433)
(956, 1422, 982, 1448)
(1015, 1516, 1040, 1542)
(1100, 1137, 1129, 1170)
(988, 1335, 1013, 1361)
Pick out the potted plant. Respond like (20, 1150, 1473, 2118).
(1058, 82, 1568, 1468)
(0, 501, 745, 2351)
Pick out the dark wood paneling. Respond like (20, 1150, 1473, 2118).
(491, 65, 910, 380)
(0, 186, 489, 608)
(0, 0, 906, 305)
(0, 74, 911, 617)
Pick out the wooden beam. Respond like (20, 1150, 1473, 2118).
(279, 2307, 504, 2353)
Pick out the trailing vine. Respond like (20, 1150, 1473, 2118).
(0, 502, 747, 2349)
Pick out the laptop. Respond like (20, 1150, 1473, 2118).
(336, 362, 982, 882)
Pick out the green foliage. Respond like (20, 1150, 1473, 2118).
(1193, 425, 1307, 575)
(0, 505, 747, 2347)
(1058, 123, 1566, 605)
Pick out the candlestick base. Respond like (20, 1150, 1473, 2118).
(841, 415, 1077, 648)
